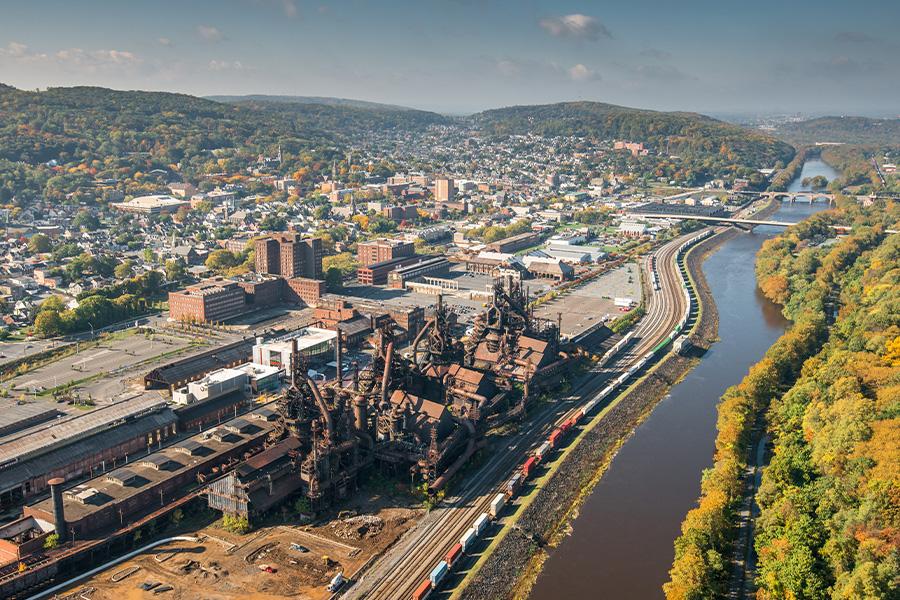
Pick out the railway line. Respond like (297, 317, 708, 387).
(340, 230, 709, 600)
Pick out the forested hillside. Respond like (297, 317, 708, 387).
(665, 200, 899, 599)
(472, 101, 795, 175)
(752, 202, 899, 599)
(775, 116, 900, 146)
(0, 84, 442, 204)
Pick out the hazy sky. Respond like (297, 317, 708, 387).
(1, 0, 898, 116)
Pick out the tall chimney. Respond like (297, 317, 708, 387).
(334, 327, 342, 385)
(48, 477, 66, 538)
(291, 337, 299, 387)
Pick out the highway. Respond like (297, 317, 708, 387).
(340, 231, 697, 600)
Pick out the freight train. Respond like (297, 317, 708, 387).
(409, 230, 711, 599)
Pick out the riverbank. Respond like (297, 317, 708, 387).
(457, 226, 733, 600)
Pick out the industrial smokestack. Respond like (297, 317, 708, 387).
(291, 337, 298, 387)
(335, 327, 342, 384)
(48, 477, 66, 538)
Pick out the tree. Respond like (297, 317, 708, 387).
(43, 533, 59, 550)
(28, 233, 51, 254)
(114, 260, 135, 279)
(72, 210, 100, 231)
(165, 259, 186, 282)
(205, 249, 241, 273)
(34, 310, 64, 338)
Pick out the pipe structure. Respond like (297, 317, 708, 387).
(304, 376, 334, 440)
(380, 341, 394, 405)
(411, 317, 436, 366)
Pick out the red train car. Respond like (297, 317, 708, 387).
(445, 542, 463, 567)
(413, 578, 432, 600)
(522, 456, 537, 478)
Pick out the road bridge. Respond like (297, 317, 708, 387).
(635, 213, 796, 229)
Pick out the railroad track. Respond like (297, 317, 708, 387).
(341, 232, 698, 600)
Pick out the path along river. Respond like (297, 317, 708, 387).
(528, 159, 837, 599)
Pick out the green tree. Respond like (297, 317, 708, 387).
(28, 233, 51, 254)
(34, 310, 64, 337)
(114, 259, 135, 279)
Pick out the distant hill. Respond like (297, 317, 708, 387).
(0, 84, 448, 165)
(471, 101, 795, 170)
(207, 94, 416, 112)
(773, 116, 900, 146)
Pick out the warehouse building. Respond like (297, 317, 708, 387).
(24, 406, 280, 539)
(0, 395, 178, 510)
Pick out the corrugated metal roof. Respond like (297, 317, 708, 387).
(0, 395, 170, 466)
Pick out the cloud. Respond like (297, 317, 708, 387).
(53, 48, 142, 70)
(636, 64, 694, 82)
(833, 31, 874, 43)
(281, 0, 298, 17)
(539, 14, 611, 41)
(640, 48, 671, 60)
(209, 59, 246, 71)
(568, 63, 600, 82)
(196, 25, 224, 41)
(157, 37, 173, 47)
(0, 41, 47, 61)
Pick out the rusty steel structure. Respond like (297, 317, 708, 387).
(207, 278, 577, 519)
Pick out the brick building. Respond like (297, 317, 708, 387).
(254, 233, 323, 280)
(168, 278, 247, 323)
(357, 254, 423, 285)
(285, 278, 326, 306)
(357, 238, 416, 266)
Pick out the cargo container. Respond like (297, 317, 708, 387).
(445, 542, 463, 567)
(430, 560, 448, 586)
(535, 441, 550, 461)
(473, 512, 490, 535)
(460, 527, 477, 551)
(413, 579, 432, 600)
(489, 493, 506, 518)
(522, 456, 537, 478)
(548, 429, 561, 448)
(506, 473, 522, 497)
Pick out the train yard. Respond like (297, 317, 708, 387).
(341, 229, 712, 600)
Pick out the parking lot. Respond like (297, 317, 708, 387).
(534, 262, 642, 338)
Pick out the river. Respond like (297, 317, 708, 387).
(528, 159, 837, 600)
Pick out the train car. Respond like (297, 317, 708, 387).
(445, 543, 463, 568)
(473, 513, 490, 535)
(413, 579, 432, 600)
(522, 456, 537, 478)
(430, 561, 449, 587)
(548, 429, 562, 448)
(460, 527, 477, 552)
(506, 473, 522, 498)
(535, 441, 551, 461)
(490, 493, 506, 518)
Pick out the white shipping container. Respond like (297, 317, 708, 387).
(614, 297, 634, 307)
(490, 493, 506, 518)
(460, 527, 477, 551)
(474, 513, 490, 534)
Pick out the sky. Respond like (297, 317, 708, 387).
(0, 0, 898, 116)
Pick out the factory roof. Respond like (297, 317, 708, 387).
(0, 394, 170, 467)
(0, 403, 60, 437)
(26, 404, 279, 527)
(257, 327, 337, 355)
(0, 410, 178, 495)
(145, 338, 255, 388)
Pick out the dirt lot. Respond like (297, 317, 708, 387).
(58, 501, 423, 600)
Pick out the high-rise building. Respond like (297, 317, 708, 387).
(254, 233, 322, 280)
(434, 177, 455, 202)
